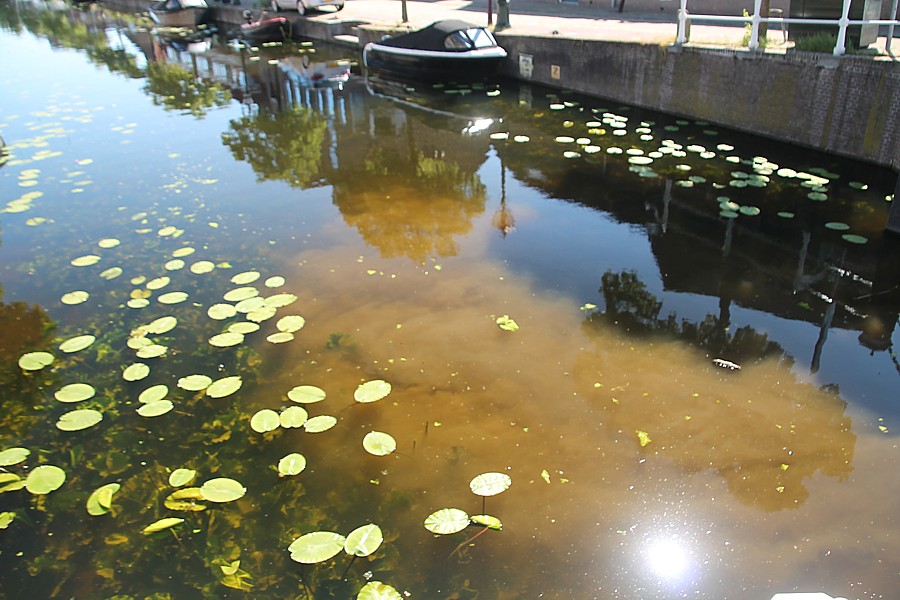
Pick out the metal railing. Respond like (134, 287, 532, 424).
(674, 0, 899, 57)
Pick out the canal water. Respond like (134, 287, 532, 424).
(1, 3, 898, 599)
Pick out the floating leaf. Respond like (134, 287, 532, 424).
(223, 287, 259, 302)
(250, 409, 281, 433)
(209, 332, 244, 348)
(470, 514, 503, 530)
(424, 508, 470, 535)
(71, 254, 101, 267)
(304, 415, 337, 433)
(146, 276, 171, 291)
(207, 304, 237, 320)
(164, 259, 185, 271)
(59, 334, 96, 353)
(142, 517, 184, 534)
(357, 581, 402, 600)
(825, 221, 850, 231)
(190, 260, 216, 274)
(738, 206, 760, 216)
(344, 523, 383, 557)
(636, 429, 652, 446)
(0, 447, 30, 466)
(496, 315, 519, 331)
(265, 293, 297, 308)
(842, 234, 868, 244)
(288, 531, 347, 564)
(363, 432, 397, 456)
(0, 474, 25, 494)
(235, 297, 266, 314)
(24, 465, 66, 494)
(178, 374, 212, 391)
(86, 483, 121, 516)
(164, 487, 206, 511)
(288, 385, 326, 404)
(231, 271, 260, 285)
(123, 362, 151, 381)
(206, 376, 242, 398)
(139, 384, 168, 404)
(136, 344, 167, 359)
(137, 400, 174, 417)
(56, 409, 103, 431)
(0, 512, 15, 530)
(61, 290, 89, 305)
(200, 478, 246, 502)
(469, 472, 512, 497)
(265, 276, 286, 287)
(276, 315, 306, 333)
(55, 383, 96, 403)
(158, 291, 188, 305)
(354, 380, 391, 404)
(247, 306, 277, 323)
(169, 468, 197, 487)
(172, 247, 195, 258)
(98, 238, 120, 248)
(18, 351, 54, 371)
(146, 316, 178, 334)
(229, 322, 260, 334)
(278, 453, 307, 476)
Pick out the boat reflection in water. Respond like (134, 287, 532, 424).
(147, 0, 208, 27)
(279, 54, 350, 88)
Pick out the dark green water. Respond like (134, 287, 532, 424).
(1, 3, 898, 599)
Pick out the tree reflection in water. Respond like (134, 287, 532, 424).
(144, 62, 231, 118)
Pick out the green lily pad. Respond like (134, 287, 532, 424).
(277, 453, 307, 476)
(777, 211, 795, 219)
(0, 447, 30, 466)
(363, 432, 397, 456)
(206, 376, 242, 398)
(304, 415, 337, 433)
(229, 322, 260, 334)
(825, 222, 850, 231)
(0, 474, 25, 494)
(178, 374, 212, 392)
(190, 260, 216, 274)
(267, 332, 294, 344)
(71, 254, 101, 267)
(235, 297, 266, 314)
(231, 271, 261, 285)
(146, 276, 171, 291)
(807, 192, 828, 201)
(738, 206, 760, 216)
(276, 315, 306, 333)
(86, 483, 121, 516)
(100, 267, 124, 280)
(137, 400, 174, 417)
(158, 291, 188, 305)
(273, 407, 306, 430)
(164, 259, 185, 271)
(247, 306, 277, 323)
(208, 303, 237, 320)
(288, 531, 347, 564)
(287, 385, 326, 404)
(264, 293, 297, 308)
(344, 523, 383, 557)
(265, 276, 285, 288)
(200, 477, 246, 503)
(470, 514, 503, 530)
(172, 247, 195, 258)
(56, 409, 103, 431)
(354, 380, 391, 404)
(223, 287, 259, 302)
(469, 472, 512, 497)
(139, 384, 168, 404)
(146, 316, 178, 334)
(169, 468, 197, 487)
(165, 487, 206, 511)
(55, 383, 96, 403)
(24, 465, 66, 494)
(357, 581, 402, 600)
(123, 363, 151, 382)
(18, 351, 54, 371)
(209, 332, 244, 348)
(142, 517, 184, 534)
(61, 290, 89, 305)
(59, 334, 96, 353)
(842, 234, 868, 244)
(136, 344, 167, 359)
(424, 508, 470, 535)
(98, 238, 120, 248)
(0, 512, 15, 530)
(250, 409, 281, 433)
(496, 315, 519, 331)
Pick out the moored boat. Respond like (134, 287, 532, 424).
(240, 11, 293, 42)
(362, 20, 507, 83)
(148, 0, 208, 28)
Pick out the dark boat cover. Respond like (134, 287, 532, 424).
(379, 20, 487, 51)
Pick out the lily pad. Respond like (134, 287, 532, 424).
(24, 465, 66, 495)
(123, 363, 151, 382)
(136, 344, 167, 359)
(279, 406, 308, 428)
(276, 315, 306, 333)
(223, 287, 259, 302)
(363, 431, 397, 456)
(200, 477, 247, 503)
(231, 271, 261, 285)
(55, 383, 96, 403)
(277, 453, 307, 476)
(190, 260, 216, 274)
(842, 234, 868, 244)
(264, 293, 297, 308)
(137, 400, 174, 417)
(470, 514, 503, 530)
(265, 276, 286, 288)
(139, 384, 168, 404)
(71, 254, 101, 267)
(146, 276, 171, 291)
(267, 332, 294, 344)
(229, 322, 260, 334)
(86, 483, 121, 516)
(304, 415, 337, 433)
(250, 409, 281, 433)
(247, 306, 277, 323)
(61, 291, 89, 305)
(496, 315, 519, 331)
(18, 351, 54, 371)
(172, 247, 195, 258)
(142, 517, 184, 534)
(825, 222, 850, 231)
(146, 316, 178, 334)
(208, 303, 237, 320)
(209, 332, 245, 348)
(56, 409, 103, 431)
(169, 468, 197, 487)
(0, 447, 30, 467)
(235, 297, 266, 314)
(288, 531, 347, 564)
(424, 508, 470, 535)
(158, 291, 188, 305)
(178, 374, 212, 391)
(354, 380, 391, 404)
(206, 376, 242, 398)
(357, 581, 402, 600)
(287, 385, 326, 404)
(0, 512, 15, 530)
(164, 487, 206, 511)
(344, 523, 383, 557)
(469, 472, 512, 497)
(59, 334, 96, 353)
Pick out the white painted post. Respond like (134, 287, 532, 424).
(833, 0, 852, 56)
(748, 0, 763, 50)
(676, 0, 688, 44)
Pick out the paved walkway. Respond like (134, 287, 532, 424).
(309, 0, 899, 55)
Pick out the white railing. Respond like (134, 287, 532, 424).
(675, 0, 899, 57)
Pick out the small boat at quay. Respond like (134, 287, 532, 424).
(148, 0, 209, 28)
(240, 10, 293, 42)
(362, 20, 507, 83)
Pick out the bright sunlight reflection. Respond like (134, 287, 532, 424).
(645, 538, 691, 580)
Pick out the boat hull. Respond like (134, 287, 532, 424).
(148, 4, 208, 27)
(363, 44, 506, 83)
(240, 17, 292, 42)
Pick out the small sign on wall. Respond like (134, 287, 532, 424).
(519, 53, 533, 79)
(551, 65, 561, 79)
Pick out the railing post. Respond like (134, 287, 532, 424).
(675, 0, 688, 44)
(833, 0, 852, 56)
(748, 0, 763, 50)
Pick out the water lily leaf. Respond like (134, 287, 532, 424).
(496, 315, 519, 331)
(86, 483, 120, 516)
(146, 316, 178, 334)
(136, 344, 167, 359)
(123, 363, 151, 382)
(250, 409, 280, 433)
(265, 276, 285, 288)
(825, 222, 850, 231)
(277, 315, 305, 333)
(344, 523, 383, 557)
(739, 206, 760, 216)
(278, 453, 307, 476)
(164, 487, 206, 511)
(137, 400, 174, 417)
(169, 469, 197, 487)
(0, 474, 25, 494)
(178, 374, 212, 391)
(200, 478, 246, 502)
(842, 234, 868, 244)
(139, 384, 168, 403)
(61, 290, 89, 305)
(0, 447, 30, 466)
(190, 260, 216, 274)
(208, 303, 237, 320)
(357, 581, 402, 600)
(206, 376, 242, 398)
(25, 465, 66, 495)
(235, 297, 266, 314)
(247, 306, 277, 323)
(18, 351, 54, 371)
(172, 247, 195, 258)
(158, 291, 188, 305)
(636, 429, 652, 446)
(470, 514, 503, 530)
(267, 332, 294, 344)
(264, 293, 297, 308)
(363, 432, 397, 456)
(127, 298, 150, 309)
(164, 259, 185, 271)
(354, 380, 391, 403)
(304, 415, 337, 433)
(287, 385, 326, 404)
(469, 472, 512, 497)
(59, 334, 96, 353)
(0, 512, 15, 530)
(424, 508, 469, 535)
(142, 517, 184, 534)
(231, 271, 261, 285)
(98, 238, 120, 248)
(223, 287, 259, 302)
(56, 409, 103, 431)
(71, 254, 101, 267)
(288, 531, 347, 564)
(146, 276, 171, 291)
(275, 407, 307, 431)
(55, 383, 96, 403)
(209, 332, 244, 348)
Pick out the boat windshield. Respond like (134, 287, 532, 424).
(443, 27, 497, 50)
